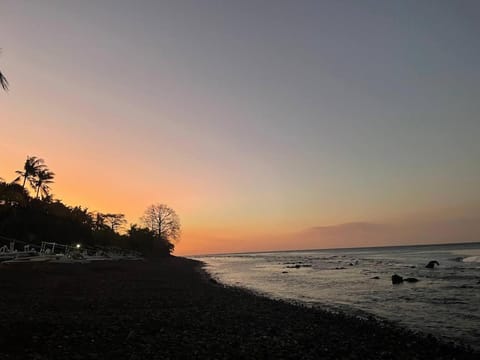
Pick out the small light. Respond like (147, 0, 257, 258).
(76, 244, 81, 249)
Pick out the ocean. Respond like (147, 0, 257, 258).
(193, 242, 480, 349)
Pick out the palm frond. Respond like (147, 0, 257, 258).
(0, 71, 8, 91)
(0, 48, 9, 91)
(28, 177, 37, 189)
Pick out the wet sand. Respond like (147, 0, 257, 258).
(0, 257, 476, 359)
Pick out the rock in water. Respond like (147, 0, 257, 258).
(392, 274, 404, 284)
(404, 278, 419, 283)
(425, 260, 440, 269)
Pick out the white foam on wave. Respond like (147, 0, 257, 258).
(462, 256, 480, 263)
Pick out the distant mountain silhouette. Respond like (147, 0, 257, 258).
(308, 222, 389, 233)
(297, 218, 480, 248)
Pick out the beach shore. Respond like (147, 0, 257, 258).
(0, 257, 476, 359)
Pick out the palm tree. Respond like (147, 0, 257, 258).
(32, 169, 55, 199)
(15, 156, 46, 190)
(0, 49, 8, 91)
(0, 69, 7, 91)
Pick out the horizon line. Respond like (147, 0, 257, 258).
(186, 240, 480, 257)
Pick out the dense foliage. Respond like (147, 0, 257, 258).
(0, 157, 179, 257)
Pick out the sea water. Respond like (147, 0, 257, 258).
(193, 242, 480, 349)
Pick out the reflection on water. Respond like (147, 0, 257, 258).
(193, 242, 480, 349)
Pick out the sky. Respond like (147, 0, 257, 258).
(1, 0, 479, 255)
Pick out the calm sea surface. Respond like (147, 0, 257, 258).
(193, 243, 480, 349)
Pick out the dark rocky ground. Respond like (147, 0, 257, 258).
(0, 257, 477, 359)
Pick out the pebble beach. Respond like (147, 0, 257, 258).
(0, 257, 477, 359)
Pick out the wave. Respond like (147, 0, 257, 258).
(462, 256, 480, 263)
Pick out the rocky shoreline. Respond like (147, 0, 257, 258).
(0, 257, 477, 359)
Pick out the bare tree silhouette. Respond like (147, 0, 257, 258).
(142, 204, 181, 243)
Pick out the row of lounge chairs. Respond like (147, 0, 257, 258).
(0, 237, 143, 264)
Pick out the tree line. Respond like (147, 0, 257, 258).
(0, 156, 180, 257)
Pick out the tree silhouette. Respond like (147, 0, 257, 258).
(92, 212, 107, 231)
(142, 204, 180, 254)
(127, 225, 156, 254)
(0, 181, 29, 206)
(15, 156, 46, 190)
(2, 158, 177, 256)
(32, 169, 55, 199)
(103, 213, 127, 232)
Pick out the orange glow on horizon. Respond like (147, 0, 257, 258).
(2, 72, 479, 257)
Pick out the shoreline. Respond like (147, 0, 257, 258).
(0, 257, 477, 359)
(198, 259, 478, 351)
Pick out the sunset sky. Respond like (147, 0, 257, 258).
(1, 1, 479, 255)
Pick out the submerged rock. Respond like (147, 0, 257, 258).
(392, 274, 404, 284)
(425, 260, 440, 269)
(371, 276, 380, 280)
(392, 275, 419, 284)
(286, 264, 312, 269)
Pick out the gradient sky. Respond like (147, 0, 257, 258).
(1, 1, 479, 255)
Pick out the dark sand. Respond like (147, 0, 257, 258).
(0, 257, 476, 359)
